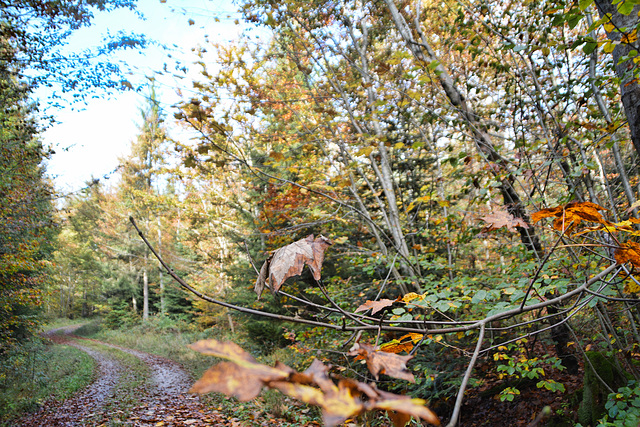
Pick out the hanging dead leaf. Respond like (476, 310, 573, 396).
(479, 209, 528, 233)
(348, 342, 415, 382)
(254, 234, 333, 299)
(354, 298, 397, 315)
(253, 254, 272, 300)
(531, 202, 609, 233)
(615, 241, 640, 269)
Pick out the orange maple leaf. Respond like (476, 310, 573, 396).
(531, 202, 609, 233)
(615, 241, 640, 269)
(380, 333, 424, 354)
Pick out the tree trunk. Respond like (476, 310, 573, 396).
(383, 0, 542, 257)
(158, 218, 165, 314)
(594, 0, 640, 159)
(143, 264, 149, 321)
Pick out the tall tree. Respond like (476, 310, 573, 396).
(0, 49, 54, 351)
(119, 85, 170, 320)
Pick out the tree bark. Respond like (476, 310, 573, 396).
(594, 0, 640, 160)
(158, 217, 165, 314)
(143, 264, 149, 321)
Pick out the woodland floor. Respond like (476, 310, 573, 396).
(13, 326, 299, 427)
(12, 327, 589, 426)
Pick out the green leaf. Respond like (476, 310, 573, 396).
(567, 14, 583, 29)
(579, 0, 594, 10)
(471, 290, 488, 304)
(583, 41, 598, 54)
(619, 0, 635, 15)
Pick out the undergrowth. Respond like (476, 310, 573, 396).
(0, 337, 94, 425)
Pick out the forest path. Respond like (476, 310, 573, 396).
(15, 325, 239, 426)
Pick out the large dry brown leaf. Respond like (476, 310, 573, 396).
(349, 343, 415, 383)
(254, 234, 332, 299)
(479, 209, 528, 233)
(354, 298, 397, 315)
(188, 339, 290, 400)
(190, 361, 286, 400)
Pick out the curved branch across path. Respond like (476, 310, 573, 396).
(15, 326, 233, 426)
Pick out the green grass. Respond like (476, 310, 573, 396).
(42, 317, 89, 331)
(76, 318, 215, 378)
(0, 338, 95, 425)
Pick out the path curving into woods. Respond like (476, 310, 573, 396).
(15, 326, 237, 426)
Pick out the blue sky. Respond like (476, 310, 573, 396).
(43, 0, 250, 195)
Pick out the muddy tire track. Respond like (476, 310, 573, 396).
(15, 327, 232, 426)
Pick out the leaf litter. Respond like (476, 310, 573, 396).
(15, 326, 300, 427)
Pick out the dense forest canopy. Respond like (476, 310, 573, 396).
(4, 0, 640, 425)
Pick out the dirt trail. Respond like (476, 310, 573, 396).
(15, 327, 236, 426)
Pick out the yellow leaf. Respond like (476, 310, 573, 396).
(603, 41, 616, 53)
(402, 292, 422, 303)
(624, 277, 640, 294)
(356, 147, 374, 157)
(622, 30, 638, 44)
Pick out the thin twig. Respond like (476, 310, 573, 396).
(446, 324, 486, 427)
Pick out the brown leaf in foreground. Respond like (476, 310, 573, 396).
(189, 339, 439, 427)
(190, 361, 288, 400)
(348, 342, 415, 383)
(254, 234, 333, 299)
(188, 340, 290, 400)
(479, 209, 528, 233)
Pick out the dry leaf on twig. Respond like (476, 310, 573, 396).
(254, 234, 333, 299)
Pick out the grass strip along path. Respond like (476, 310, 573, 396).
(15, 326, 234, 426)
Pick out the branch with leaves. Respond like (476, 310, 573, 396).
(129, 199, 640, 426)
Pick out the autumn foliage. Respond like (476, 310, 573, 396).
(189, 339, 439, 426)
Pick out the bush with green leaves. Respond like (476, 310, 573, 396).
(593, 380, 640, 427)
